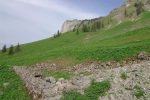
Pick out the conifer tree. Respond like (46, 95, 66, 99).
(2, 45, 7, 53)
(82, 24, 89, 32)
(57, 30, 60, 36)
(76, 29, 79, 35)
(135, 1, 144, 16)
(101, 22, 104, 28)
(57, 30, 61, 37)
(15, 43, 21, 52)
(91, 23, 97, 32)
(72, 28, 76, 32)
(53, 34, 56, 38)
(8, 45, 14, 55)
(124, 9, 128, 17)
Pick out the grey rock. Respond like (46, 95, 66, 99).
(137, 51, 148, 60)
(45, 77, 56, 84)
(61, 19, 81, 33)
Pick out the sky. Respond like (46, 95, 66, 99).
(0, 0, 125, 48)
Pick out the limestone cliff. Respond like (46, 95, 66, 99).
(61, 19, 81, 33)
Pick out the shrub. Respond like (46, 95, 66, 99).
(120, 72, 128, 80)
(85, 80, 111, 100)
(134, 85, 145, 99)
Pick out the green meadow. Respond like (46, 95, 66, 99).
(0, 12, 150, 66)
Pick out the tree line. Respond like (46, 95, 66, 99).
(53, 30, 61, 38)
(79, 20, 105, 34)
(1, 43, 21, 55)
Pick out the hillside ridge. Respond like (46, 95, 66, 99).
(60, 0, 150, 33)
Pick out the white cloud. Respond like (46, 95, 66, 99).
(15, 0, 99, 19)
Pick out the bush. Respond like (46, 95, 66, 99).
(120, 72, 128, 80)
(85, 80, 111, 100)
(134, 85, 145, 99)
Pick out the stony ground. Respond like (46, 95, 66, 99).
(14, 52, 150, 100)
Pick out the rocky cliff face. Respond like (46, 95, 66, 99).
(61, 19, 81, 33)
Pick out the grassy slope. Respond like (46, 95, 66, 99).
(0, 12, 150, 66)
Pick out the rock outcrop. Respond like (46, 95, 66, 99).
(61, 19, 81, 33)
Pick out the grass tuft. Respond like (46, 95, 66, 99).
(134, 85, 145, 99)
(120, 72, 128, 80)
(43, 70, 73, 80)
(61, 92, 89, 100)
(85, 80, 111, 100)
(61, 80, 111, 100)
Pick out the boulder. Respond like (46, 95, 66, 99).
(45, 77, 56, 84)
(137, 51, 149, 60)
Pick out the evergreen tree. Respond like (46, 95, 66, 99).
(72, 28, 76, 32)
(2, 45, 7, 53)
(82, 24, 89, 32)
(57, 30, 60, 36)
(124, 9, 128, 17)
(8, 45, 14, 55)
(107, 19, 110, 25)
(135, 2, 144, 16)
(109, 15, 112, 23)
(96, 21, 101, 29)
(76, 29, 79, 35)
(101, 22, 104, 28)
(53, 34, 56, 38)
(15, 43, 21, 52)
(91, 23, 97, 32)
(54, 30, 61, 38)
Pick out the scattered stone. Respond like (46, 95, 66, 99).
(137, 51, 149, 60)
(13, 56, 150, 100)
(45, 77, 56, 84)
